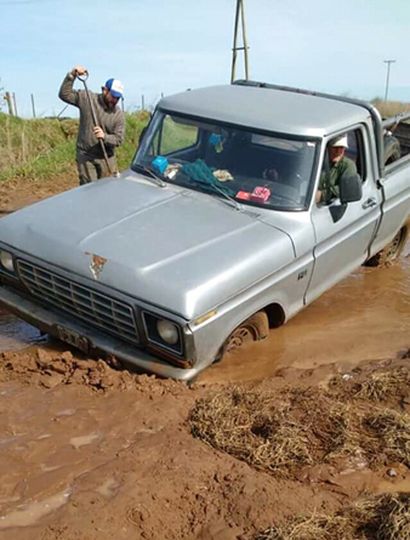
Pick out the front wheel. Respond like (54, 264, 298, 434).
(224, 311, 269, 354)
(364, 227, 407, 267)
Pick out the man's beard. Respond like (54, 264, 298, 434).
(103, 95, 116, 109)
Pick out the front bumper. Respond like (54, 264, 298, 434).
(0, 284, 200, 381)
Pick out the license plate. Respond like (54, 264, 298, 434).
(56, 325, 90, 354)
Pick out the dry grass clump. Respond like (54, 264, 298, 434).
(256, 514, 351, 540)
(329, 365, 409, 406)
(355, 368, 410, 402)
(189, 387, 313, 476)
(190, 383, 410, 477)
(352, 493, 410, 539)
(288, 390, 358, 458)
(254, 493, 410, 540)
(363, 409, 410, 467)
(189, 386, 364, 477)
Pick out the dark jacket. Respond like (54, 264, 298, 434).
(319, 156, 357, 203)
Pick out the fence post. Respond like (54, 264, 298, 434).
(4, 92, 14, 116)
(12, 92, 18, 117)
(31, 93, 36, 118)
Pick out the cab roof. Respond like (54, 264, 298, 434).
(159, 84, 369, 139)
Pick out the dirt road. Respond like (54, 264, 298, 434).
(0, 177, 408, 539)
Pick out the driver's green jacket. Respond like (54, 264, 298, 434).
(319, 156, 357, 203)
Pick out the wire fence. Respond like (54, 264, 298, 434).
(2, 91, 165, 119)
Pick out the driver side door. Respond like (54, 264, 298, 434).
(305, 126, 382, 304)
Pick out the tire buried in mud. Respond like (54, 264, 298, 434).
(364, 227, 408, 267)
(223, 311, 269, 354)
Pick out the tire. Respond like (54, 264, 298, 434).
(364, 227, 408, 267)
(223, 311, 269, 354)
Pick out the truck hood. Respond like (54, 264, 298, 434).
(0, 172, 295, 319)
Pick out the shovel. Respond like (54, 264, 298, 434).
(77, 72, 119, 178)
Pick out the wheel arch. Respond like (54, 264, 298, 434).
(264, 302, 286, 328)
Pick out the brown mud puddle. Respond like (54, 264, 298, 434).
(200, 247, 410, 384)
(0, 352, 408, 539)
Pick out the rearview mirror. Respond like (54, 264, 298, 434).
(339, 173, 362, 204)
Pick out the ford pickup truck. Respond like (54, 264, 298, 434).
(0, 80, 409, 380)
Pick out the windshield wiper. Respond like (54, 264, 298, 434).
(133, 164, 167, 188)
(206, 181, 242, 211)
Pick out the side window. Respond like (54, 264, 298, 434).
(346, 129, 366, 181)
(317, 128, 365, 205)
(159, 115, 198, 155)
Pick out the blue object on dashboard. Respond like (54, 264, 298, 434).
(152, 156, 168, 174)
(209, 133, 222, 147)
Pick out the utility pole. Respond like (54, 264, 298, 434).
(383, 59, 396, 102)
(231, 0, 250, 83)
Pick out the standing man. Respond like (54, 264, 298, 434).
(59, 65, 125, 185)
(316, 134, 357, 204)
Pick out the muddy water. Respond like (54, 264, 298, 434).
(0, 250, 409, 384)
(0, 379, 187, 535)
(0, 309, 45, 352)
(199, 247, 410, 384)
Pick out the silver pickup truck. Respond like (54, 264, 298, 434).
(0, 81, 409, 380)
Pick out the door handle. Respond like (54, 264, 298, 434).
(362, 197, 377, 209)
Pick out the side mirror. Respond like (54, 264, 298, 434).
(339, 172, 362, 204)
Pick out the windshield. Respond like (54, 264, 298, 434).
(132, 111, 318, 210)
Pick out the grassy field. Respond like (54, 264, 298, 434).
(0, 110, 150, 183)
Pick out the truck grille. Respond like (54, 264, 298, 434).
(16, 260, 139, 345)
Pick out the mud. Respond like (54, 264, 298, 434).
(199, 246, 410, 384)
(0, 176, 409, 539)
(0, 349, 408, 539)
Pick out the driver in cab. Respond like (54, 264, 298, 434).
(316, 134, 357, 204)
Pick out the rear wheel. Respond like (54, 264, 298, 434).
(364, 227, 407, 267)
(224, 311, 269, 354)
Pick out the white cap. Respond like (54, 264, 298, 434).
(104, 78, 124, 99)
(331, 135, 348, 148)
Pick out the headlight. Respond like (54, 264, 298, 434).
(142, 311, 183, 356)
(157, 319, 179, 345)
(0, 250, 14, 272)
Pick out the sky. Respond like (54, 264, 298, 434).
(1, 0, 409, 118)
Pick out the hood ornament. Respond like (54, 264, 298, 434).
(86, 253, 108, 280)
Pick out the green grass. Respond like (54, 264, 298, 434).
(0, 111, 150, 183)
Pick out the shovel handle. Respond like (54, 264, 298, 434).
(76, 71, 89, 82)
(77, 71, 118, 178)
